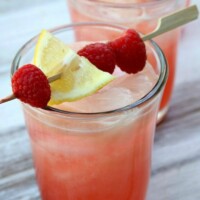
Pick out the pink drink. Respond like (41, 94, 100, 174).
(67, 0, 188, 122)
(12, 24, 167, 200)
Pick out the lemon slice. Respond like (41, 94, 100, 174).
(33, 30, 115, 105)
(34, 29, 73, 77)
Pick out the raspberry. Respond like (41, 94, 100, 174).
(12, 64, 51, 108)
(108, 29, 147, 74)
(78, 43, 116, 74)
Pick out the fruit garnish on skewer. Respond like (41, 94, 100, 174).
(11, 64, 51, 108)
(0, 28, 146, 108)
(34, 30, 115, 106)
(78, 29, 146, 74)
(0, 5, 198, 108)
(78, 43, 116, 74)
(1, 28, 147, 108)
(0, 30, 116, 108)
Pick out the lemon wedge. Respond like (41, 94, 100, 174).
(34, 30, 72, 77)
(33, 30, 115, 105)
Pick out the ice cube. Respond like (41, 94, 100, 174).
(55, 87, 134, 113)
(55, 62, 158, 113)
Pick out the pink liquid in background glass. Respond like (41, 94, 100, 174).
(23, 39, 161, 199)
(67, 0, 187, 121)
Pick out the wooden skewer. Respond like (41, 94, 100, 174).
(0, 94, 16, 104)
(47, 72, 62, 83)
(0, 5, 199, 105)
(142, 5, 199, 41)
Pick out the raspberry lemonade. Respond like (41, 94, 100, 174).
(8, 23, 168, 200)
(67, 0, 188, 122)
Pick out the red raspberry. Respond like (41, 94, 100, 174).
(108, 29, 147, 74)
(12, 64, 51, 108)
(78, 43, 116, 74)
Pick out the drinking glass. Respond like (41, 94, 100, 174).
(67, 0, 188, 122)
(11, 23, 168, 200)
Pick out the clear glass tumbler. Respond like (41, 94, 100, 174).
(11, 23, 168, 200)
(67, 0, 188, 123)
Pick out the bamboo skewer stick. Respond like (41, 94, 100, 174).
(47, 73, 62, 83)
(0, 5, 199, 105)
(0, 94, 15, 104)
(142, 5, 199, 41)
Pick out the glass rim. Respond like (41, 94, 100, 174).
(11, 22, 168, 117)
(70, 0, 175, 8)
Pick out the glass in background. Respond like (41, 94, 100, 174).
(67, 0, 189, 123)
